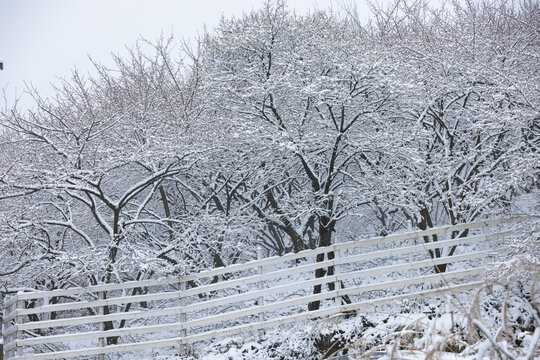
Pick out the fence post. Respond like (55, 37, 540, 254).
(6, 304, 10, 360)
(98, 291, 104, 360)
(16, 297, 23, 358)
(179, 266, 187, 357)
(334, 245, 341, 307)
(42, 297, 49, 321)
(2, 295, 9, 360)
(10, 301, 15, 360)
(407, 221, 415, 293)
(257, 247, 265, 338)
(8, 299, 15, 360)
(3, 295, 19, 360)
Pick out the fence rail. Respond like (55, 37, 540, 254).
(2, 215, 537, 360)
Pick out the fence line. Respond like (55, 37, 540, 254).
(10, 216, 529, 302)
(11, 230, 509, 320)
(2, 215, 537, 360)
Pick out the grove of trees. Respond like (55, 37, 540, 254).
(1, 0, 538, 314)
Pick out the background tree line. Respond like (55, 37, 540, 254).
(0, 0, 538, 314)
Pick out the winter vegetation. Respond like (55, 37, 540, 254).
(0, 0, 539, 359)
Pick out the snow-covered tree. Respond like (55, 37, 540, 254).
(0, 0, 537, 319)
(350, 0, 540, 271)
(0, 39, 205, 293)
(201, 0, 419, 309)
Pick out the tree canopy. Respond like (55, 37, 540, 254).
(1, 0, 538, 302)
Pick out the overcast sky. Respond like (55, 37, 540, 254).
(0, 0, 375, 109)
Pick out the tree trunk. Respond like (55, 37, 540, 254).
(308, 217, 335, 311)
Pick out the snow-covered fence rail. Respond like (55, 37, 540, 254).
(2, 216, 536, 360)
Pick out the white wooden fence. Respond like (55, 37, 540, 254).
(2, 216, 537, 360)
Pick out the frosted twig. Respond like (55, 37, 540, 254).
(524, 326, 539, 360)
(473, 320, 516, 360)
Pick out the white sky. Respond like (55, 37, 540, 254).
(0, 0, 376, 110)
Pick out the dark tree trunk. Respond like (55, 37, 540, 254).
(308, 217, 335, 311)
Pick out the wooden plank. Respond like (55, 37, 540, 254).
(334, 216, 533, 254)
(153, 216, 530, 284)
(341, 281, 484, 313)
(15, 278, 183, 302)
(14, 281, 484, 360)
(17, 230, 508, 317)
(4, 300, 17, 360)
(18, 272, 483, 357)
(16, 215, 534, 301)
(97, 292, 104, 360)
(332, 231, 509, 268)
(2, 295, 12, 359)
(14, 336, 183, 360)
(3, 309, 18, 324)
(170, 257, 488, 317)
(179, 268, 187, 357)
(17, 290, 183, 317)
(4, 294, 18, 308)
(180, 280, 484, 345)
(16, 299, 23, 357)
(3, 324, 17, 338)
(177, 267, 486, 331)
(16, 266, 485, 347)
(3, 341, 16, 353)
(11, 215, 532, 360)
(17, 247, 501, 331)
